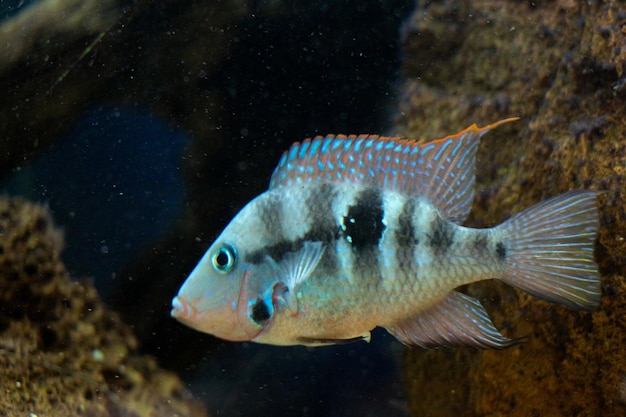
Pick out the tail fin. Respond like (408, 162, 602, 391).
(496, 190, 600, 310)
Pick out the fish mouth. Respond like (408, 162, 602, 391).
(171, 296, 193, 320)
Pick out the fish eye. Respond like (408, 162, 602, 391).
(211, 243, 237, 273)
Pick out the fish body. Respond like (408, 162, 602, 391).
(171, 119, 601, 348)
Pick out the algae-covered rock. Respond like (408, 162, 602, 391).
(0, 197, 208, 416)
(397, 1, 626, 416)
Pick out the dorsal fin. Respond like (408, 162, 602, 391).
(269, 118, 518, 223)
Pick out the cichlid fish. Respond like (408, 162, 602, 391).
(171, 118, 601, 348)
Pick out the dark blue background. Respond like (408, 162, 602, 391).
(1, 106, 186, 298)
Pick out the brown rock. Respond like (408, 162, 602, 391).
(0, 197, 208, 416)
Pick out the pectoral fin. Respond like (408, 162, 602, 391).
(386, 291, 520, 349)
(272, 241, 325, 314)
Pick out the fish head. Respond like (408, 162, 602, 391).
(171, 194, 281, 341)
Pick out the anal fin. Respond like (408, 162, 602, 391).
(386, 291, 519, 349)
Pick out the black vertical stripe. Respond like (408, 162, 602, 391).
(396, 198, 418, 247)
(343, 187, 385, 250)
(352, 245, 381, 283)
(395, 198, 419, 270)
(303, 183, 341, 274)
(472, 232, 489, 252)
(429, 215, 455, 251)
(258, 193, 284, 240)
(303, 183, 339, 243)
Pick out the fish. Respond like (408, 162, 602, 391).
(170, 118, 601, 348)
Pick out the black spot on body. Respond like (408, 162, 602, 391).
(251, 298, 271, 325)
(343, 188, 385, 250)
(429, 216, 455, 250)
(496, 241, 507, 261)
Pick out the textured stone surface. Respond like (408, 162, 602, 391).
(0, 197, 208, 416)
(397, 1, 626, 416)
